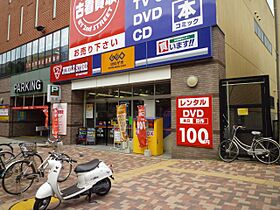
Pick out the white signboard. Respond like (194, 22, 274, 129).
(86, 104, 94, 119)
(47, 85, 61, 103)
(53, 103, 67, 135)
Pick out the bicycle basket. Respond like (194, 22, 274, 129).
(19, 143, 37, 155)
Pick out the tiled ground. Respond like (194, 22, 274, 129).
(0, 142, 280, 210)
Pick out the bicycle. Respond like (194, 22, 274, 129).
(219, 125, 280, 164)
(0, 143, 42, 178)
(2, 149, 75, 195)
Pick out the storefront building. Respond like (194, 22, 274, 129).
(0, 0, 278, 159)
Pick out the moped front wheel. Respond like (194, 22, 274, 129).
(33, 197, 51, 210)
(218, 140, 239, 162)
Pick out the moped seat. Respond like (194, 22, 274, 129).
(251, 131, 261, 136)
(74, 159, 101, 173)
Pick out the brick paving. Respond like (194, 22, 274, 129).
(0, 142, 280, 210)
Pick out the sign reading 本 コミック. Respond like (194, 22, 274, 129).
(176, 95, 213, 148)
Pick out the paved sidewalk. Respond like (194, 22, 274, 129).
(0, 138, 280, 209)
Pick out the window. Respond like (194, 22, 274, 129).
(10, 49, 16, 73)
(19, 6, 24, 35)
(52, 31, 60, 63)
(0, 54, 2, 74)
(6, 51, 11, 74)
(53, 0, 57, 19)
(15, 47, 22, 73)
(45, 34, 52, 65)
(38, 37, 45, 68)
(2, 53, 6, 75)
(7, 14, 11, 41)
(26, 42, 32, 71)
(60, 27, 69, 61)
(20, 44, 26, 72)
(32, 39, 39, 70)
(254, 20, 272, 54)
(35, 0, 39, 27)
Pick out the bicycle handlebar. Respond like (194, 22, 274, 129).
(48, 151, 77, 163)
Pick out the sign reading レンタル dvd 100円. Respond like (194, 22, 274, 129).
(69, 0, 216, 60)
(176, 95, 213, 148)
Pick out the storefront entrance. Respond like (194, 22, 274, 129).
(85, 81, 171, 146)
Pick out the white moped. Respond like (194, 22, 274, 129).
(33, 153, 114, 210)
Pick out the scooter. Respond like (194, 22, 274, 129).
(33, 153, 114, 210)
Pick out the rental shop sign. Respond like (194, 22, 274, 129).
(176, 95, 213, 148)
(69, 0, 216, 60)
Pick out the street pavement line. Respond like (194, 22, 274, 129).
(166, 167, 280, 187)
(114, 160, 179, 183)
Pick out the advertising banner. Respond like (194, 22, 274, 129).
(0, 105, 9, 121)
(136, 105, 147, 147)
(116, 104, 128, 141)
(102, 46, 135, 73)
(52, 107, 59, 139)
(69, 0, 216, 60)
(69, 0, 125, 60)
(50, 56, 92, 82)
(125, 0, 216, 46)
(53, 103, 67, 135)
(176, 95, 213, 148)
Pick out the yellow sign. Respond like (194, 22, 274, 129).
(237, 108, 249, 116)
(102, 46, 135, 73)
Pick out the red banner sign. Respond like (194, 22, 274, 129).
(52, 107, 59, 139)
(136, 105, 147, 147)
(50, 56, 92, 82)
(176, 95, 213, 148)
(69, 0, 125, 60)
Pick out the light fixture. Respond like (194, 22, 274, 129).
(36, 25, 46, 34)
(186, 75, 199, 88)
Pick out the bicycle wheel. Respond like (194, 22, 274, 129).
(0, 143, 13, 153)
(26, 153, 43, 169)
(0, 151, 15, 165)
(58, 153, 72, 182)
(2, 160, 36, 195)
(254, 138, 280, 164)
(218, 140, 239, 162)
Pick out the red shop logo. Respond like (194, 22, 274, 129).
(73, 0, 119, 37)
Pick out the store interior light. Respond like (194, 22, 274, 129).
(139, 93, 149, 97)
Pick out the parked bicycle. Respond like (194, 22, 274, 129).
(0, 143, 42, 178)
(219, 125, 280, 164)
(2, 148, 75, 195)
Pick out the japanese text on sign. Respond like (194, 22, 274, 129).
(172, 0, 203, 32)
(176, 95, 213, 148)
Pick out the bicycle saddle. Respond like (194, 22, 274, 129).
(251, 131, 261, 136)
(74, 159, 101, 173)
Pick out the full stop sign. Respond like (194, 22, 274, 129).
(176, 95, 213, 148)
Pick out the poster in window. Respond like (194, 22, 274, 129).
(86, 104, 94, 119)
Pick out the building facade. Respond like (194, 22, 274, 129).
(0, 0, 277, 159)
